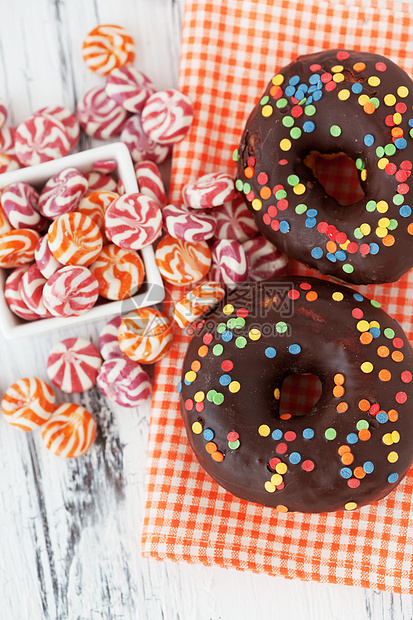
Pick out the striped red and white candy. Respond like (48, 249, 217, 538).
(155, 234, 211, 286)
(163, 203, 216, 242)
(1, 377, 55, 431)
(173, 281, 225, 328)
(0, 126, 16, 156)
(48, 212, 103, 266)
(120, 114, 171, 164)
(210, 239, 248, 290)
(0, 153, 20, 174)
(47, 337, 102, 393)
(43, 266, 99, 317)
(141, 89, 193, 144)
(89, 244, 145, 300)
(182, 172, 237, 209)
(92, 159, 117, 174)
(35, 235, 61, 279)
(4, 265, 40, 321)
(38, 106, 80, 150)
(15, 112, 70, 166)
(38, 168, 88, 219)
(99, 315, 123, 360)
(118, 308, 173, 363)
(41, 403, 97, 458)
(105, 192, 162, 250)
(1, 182, 46, 232)
(242, 236, 289, 281)
(105, 67, 155, 113)
(0, 99, 7, 128)
(97, 356, 151, 408)
(85, 171, 118, 193)
(213, 194, 259, 242)
(0, 228, 39, 268)
(0, 203, 12, 235)
(117, 178, 125, 195)
(76, 86, 129, 140)
(77, 190, 118, 239)
(134, 160, 167, 207)
(82, 24, 135, 76)
(19, 263, 51, 317)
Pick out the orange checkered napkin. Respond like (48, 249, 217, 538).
(142, 0, 413, 592)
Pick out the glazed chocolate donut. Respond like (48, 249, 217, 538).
(235, 49, 413, 285)
(179, 277, 413, 513)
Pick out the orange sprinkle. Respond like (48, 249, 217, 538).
(270, 85, 282, 97)
(205, 442, 217, 454)
(360, 332, 373, 345)
(354, 466, 366, 479)
(336, 401, 348, 413)
(338, 445, 351, 455)
(388, 409, 399, 422)
(244, 166, 255, 179)
(306, 291, 318, 302)
(364, 101, 375, 114)
(276, 504, 288, 513)
(333, 385, 345, 398)
(408, 223, 413, 236)
(334, 373, 345, 385)
(342, 452, 354, 465)
(377, 345, 389, 358)
(391, 350, 404, 362)
(280, 413, 292, 420)
(326, 241, 337, 253)
(382, 234, 395, 247)
(358, 429, 371, 441)
(211, 451, 224, 462)
(353, 62, 366, 72)
(260, 186, 271, 200)
(379, 368, 391, 381)
(391, 127, 403, 138)
(198, 345, 209, 357)
(358, 399, 371, 411)
(191, 360, 201, 372)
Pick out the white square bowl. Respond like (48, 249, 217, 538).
(0, 142, 165, 339)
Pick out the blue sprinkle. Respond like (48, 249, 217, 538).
(178, 381, 182, 393)
(289, 344, 301, 355)
(326, 253, 337, 263)
(289, 75, 300, 86)
(395, 137, 407, 150)
(309, 74, 321, 85)
(353, 293, 364, 302)
(289, 452, 301, 464)
(352, 83, 362, 94)
(265, 347, 277, 358)
(311, 247, 323, 259)
(305, 217, 316, 228)
(184, 378, 191, 385)
(409, 119, 413, 128)
(306, 96, 313, 105)
(369, 327, 380, 338)
(219, 374, 231, 386)
(363, 461, 374, 474)
(303, 428, 315, 439)
(279, 221, 290, 233)
(299, 83, 308, 93)
(222, 330, 233, 342)
(377, 412, 389, 424)
(347, 433, 358, 444)
(312, 90, 322, 101)
(307, 208, 318, 217)
(272, 429, 283, 440)
(364, 134, 375, 147)
(285, 85, 296, 97)
(399, 205, 412, 218)
(340, 467, 352, 479)
(295, 90, 306, 101)
(369, 243, 379, 255)
(388, 473, 399, 484)
(303, 121, 315, 133)
(335, 250, 347, 261)
(308, 85, 318, 93)
(203, 428, 214, 441)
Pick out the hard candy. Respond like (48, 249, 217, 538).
(19, 263, 50, 317)
(4, 265, 40, 321)
(38, 167, 88, 219)
(213, 194, 259, 242)
(120, 114, 171, 164)
(1, 182, 46, 232)
(242, 236, 288, 281)
(0, 228, 40, 268)
(105, 192, 162, 250)
(92, 159, 117, 174)
(99, 315, 123, 360)
(0, 153, 20, 174)
(41, 403, 97, 458)
(38, 106, 80, 150)
(182, 172, 237, 209)
(47, 337, 102, 393)
(210, 239, 248, 290)
(34, 235, 61, 279)
(172, 281, 225, 328)
(76, 85, 129, 140)
(155, 234, 211, 285)
(0, 203, 12, 235)
(134, 160, 167, 207)
(118, 307, 173, 363)
(163, 203, 216, 242)
(105, 67, 155, 112)
(97, 356, 152, 407)
(89, 244, 145, 300)
(48, 212, 103, 266)
(85, 171, 118, 193)
(141, 89, 193, 144)
(77, 190, 118, 239)
(1, 377, 55, 430)
(15, 111, 70, 166)
(43, 266, 99, 317)
(82, 24, 135, 76)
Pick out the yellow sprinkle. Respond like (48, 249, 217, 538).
(280, 138, 291, 151)
(229, 381, 240, 393)
(185, 370, 197, 383)
(264, 480, 276, 493)
(274, 388, 280, 400)
(276, 462, 288, 474)
(378, 158, 389, 170)
(345, 502, 357, 511)
(391, 431, 400, 443)
(252, 198, 262, 211)
(332, 292, 344, 301)
(333, 73, 345, 83)
(262, 104, 273, 117)
(376, 200, 388, 213)
(360, 223, 371, 236)
(384, 93, 396, 106)
(358, 94, 370, 106)
(223, 304, 234, 315)
(388, 451, 399, 463)
(357, 320, 370, 332)
(194, 391, 205, 402)
(393, 112, 402, 125)
(361, 169, 367, 181)
(249, 328, 261, 341)
(368, 75, 381, 87)
(378, 217, 390, 228)
(361, 361, 374, 373)
(376, 226, 388, 238)
(271, 473, 283, 486)
(331, 64, 344, 73)
(272, 74, 284, 86)
(369, 320, 380, 329)
(192, 421, 203, 434)
(340, 239, 350, 250)
(382, 433, 393, 446)
(338, 89, 350, 101)
(293, 183, 306, 195)
(397, 86, 409, 98)
(258, 424, 271, 437)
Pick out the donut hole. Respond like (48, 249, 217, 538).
(278, 373, 322, 418)
(304, 151, 365, 206)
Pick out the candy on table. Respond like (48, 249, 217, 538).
(0, 153, 20, 174)
(97, 356, 152, 407)
(1, 182, 46, 232)
(35, 235, 61, 279)
(242, 236, 289, 282)
(43, 265, 99, 317)
(162, 203, 216, 242)
(134, 160, 167, 207)
(1, 377, 55, 430)
(41, 402, 97, 458)
(105, 67, 155, 113)
(105, 192, 162, 250)
(77, 190, 118, 239)
(99, 315, 123, 360)
(76, 85, 129, 140)
(0, 228, 39, 268)
(0, 203, 12, 234)
(47, 337, 102, 393)
(182, 172, 237, 209)
(117, 178, 125, 195)
(0, 99, 7, 128)
(213, 193, 259, 243)
(38, 167, 88, 219)
(155, 234, 211, 285)
(141, 89, 193, 144)
(120, 113, 171, 164)
(210, 239, 248, 290)
(4, 265, 40, 321)
(15, 111, 71, 166)
(0, 126, 16, 156)
(92, 159, 117, 174)
(172, 280, 226, 328)
(19, 263, 51, 317)
(118, 307, 173, 363)
(85, 170, 118, 193)
(38, 106, 80, 150)
(82, 24, 135, 76)
(89, 243, 145, 300)
(48, 212, 103, 266)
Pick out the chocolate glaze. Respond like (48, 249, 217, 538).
(235, 50, 413, 285)
(179, 277, 413, 513)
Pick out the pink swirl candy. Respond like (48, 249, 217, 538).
(120, 114, 171, 164)
(85, 171, 118, 193)
(35, 235, 61, 279)
(43, 266, 99, 317)
(141, 89, 193, 144)
(97, 356, 152, 408)
(38, 167, 88, 219)
(99, 315, 123, 360)
(38, 106, 80, 150)
(1, 182, 46, 232)
(19, 263, 51, 317)
(182, 172, 237, 209)
(76, 85, 129, 140)
(242, 236, 289, 281)
(15, 112, 70, 166)
(134, 160, 167, 207)
(105, 67, 155, 112)
(92, 159, 117, 174)
(163, 203, 216, 242)
(210, 239, 248, 290)
(105, 192, 162, 250)
(4, 265, 39, 321)
(47, 337, 102, 393)
(213, 194, 258, 243)
(0, 126, 16, 156)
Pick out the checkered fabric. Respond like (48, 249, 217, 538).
(142, 0, 413, 592)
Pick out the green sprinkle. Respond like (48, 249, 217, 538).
(342, 264, 354, 274)
(227, 318, 237, 329)
(357, 420, 369, 430)
(276, 321, 288, 334)
(243, 182, 251, 194)
(370, 299, 381, 308)
(234, 317, 245, 328)
(228, 440, 240, 450)
(393, 194, 404, 206)
(299, 98, 307, 105)
(376, 146, 385, 158)
(295, 203, 307, 214)
(217, 322, 226, 333)
(330, 125, 342, 137)
(275, 189, 287, 200)
(325, 428, 337, 440)
(355, 158, 364, 170)
(287, 174, 300, 187)
(276, 98, 288, 109)
(370, 97, 380, 109)
(384, 143, 396, 156)
(260, 95, 270, 105)
(384, 327, 395, 338)
(305, 105, 316, 116)
(290, 127, 302, 139)
(282, 116, 294, 127)
(366, 200, 377, 212)
(235, 336, 247, 348)
(213, 344, 224, 356)
(207, 390, 217, 402)
(410, 128, 413, 139)
(213, 392, 224, 405)
(354, 227, 363, 240)
(235, 179, 243, 191)
(388, 219, 398, 230)
(232, 149, 240, 162)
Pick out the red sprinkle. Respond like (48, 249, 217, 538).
(279, 159, 288, 166)
(237, 307, 249, 318)
(360, 243, 370, 255)
(397, 183, 409, 195)
(348, 478, 360, 488)
(369, 403, 380, 415)
(288, 289, 300, 300)
(385, 163, 397, 176)
(271, 219, 280, 231)
(325, 81, 337, 92)
(401, 160, 413, 171)
(300, 282, 312, 290)
(257, 172, 268, 185)
(185, 399, 194, 411)
(395, 102, 407, 114)
(221, 360, 233, 372)
(195, 402, 204, 412)
(310, 63, 322, 71)
(277, 199, 289, 210)
(246, 190, 255, 202)
(273, 184, 284, 194)
(337, 51, 350, 61)
(393, 337, 404, 349)
(263, 214, 271, 226)
(396, 170, 410, 183)
(284, 431, 297, 442)
(268, 205, 278, 217)
(227, 431, 239, 442)
(401, 371, 412, 383)
(203, 333, 213, 345)
(317, 221, 328, 233)
(352, 308, 363, 319)
(247, 157, 256, 166)
(326, 225, 337, 239)
(375, 61, 387, 71)
(385, 115, 395, 127)
(347, 242, 358, 254)
(302, 460, 315, 472)
(336, 232, 347, 244)
(291, 105, 303, 118)
(321, 72, 332, 83)
(396, 391, 407, 404)
(276, 442, 288, 455)
(270, 457, 281, 469)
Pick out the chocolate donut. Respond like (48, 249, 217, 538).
(179, 277, 413, 513)
(235, 50, 413, 285)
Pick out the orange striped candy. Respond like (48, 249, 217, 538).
(1, 377, 55, 430)
(0, 228, 40, 268)
(89, 244, 145, 300)
(41, 403, 97, 458)
(173, 281, 225, 328)
(77, 190, 119, 238)
(155, 234, 211, 285)
(0, 202, 12, 234)
(48, 211, 103, 266)
(118, 308, 174, 363)
(82, 25, 135, 76)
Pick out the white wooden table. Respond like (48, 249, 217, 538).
(1, 1, 413, 618)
